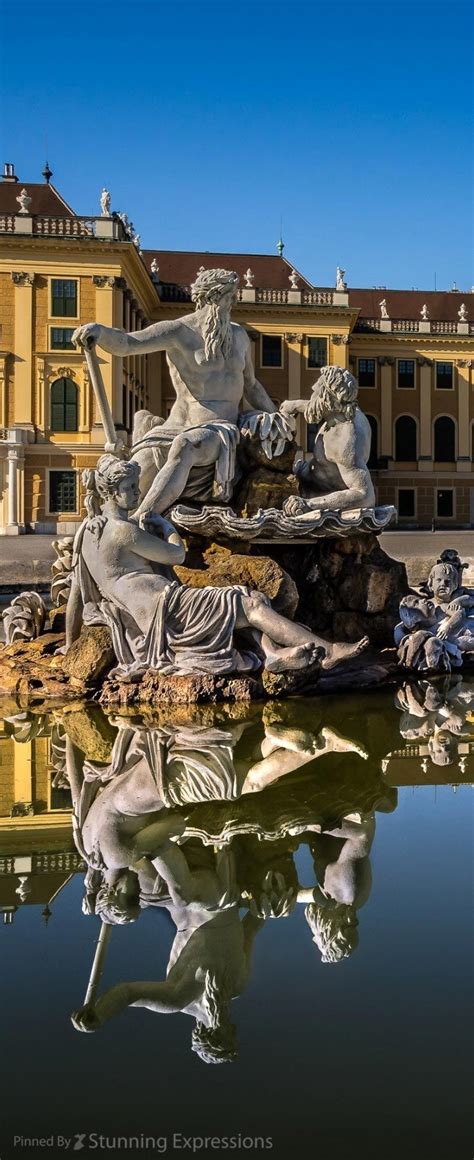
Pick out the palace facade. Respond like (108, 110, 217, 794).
(0, 163, 473, 532)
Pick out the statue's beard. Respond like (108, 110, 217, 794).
(201, 302, 233, 362)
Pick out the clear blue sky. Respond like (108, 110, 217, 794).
(1, 0, 472, 290)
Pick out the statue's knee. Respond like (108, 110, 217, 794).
(169, 432, 194, 461)
(244, 591, 269, 620)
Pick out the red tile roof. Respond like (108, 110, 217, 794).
(142, 250, 313, 290)
(348, 287, 471, 323)
(0, 181, 77, 218)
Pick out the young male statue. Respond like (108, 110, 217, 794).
(281, 365, 376, 516)
(72, 267, 294, 517)
(65, 455, 368, 676)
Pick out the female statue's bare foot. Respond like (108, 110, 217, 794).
(321, 636, 370, 671)
(264, 640, 323, 673)
(320, 726, 368, 759)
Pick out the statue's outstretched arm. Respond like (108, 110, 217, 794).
(126, 521, 186, 566)
(73, 978, 200, 1029)
(72, 319, 181, 357)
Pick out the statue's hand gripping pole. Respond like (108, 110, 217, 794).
(78, 335, 126, 457)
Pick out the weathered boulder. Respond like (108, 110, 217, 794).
(100, 670, 264, 707)
(61, 626, 115, 685)
(176, 550, 299, 619)
(0, 633, 73, 699)
(233, 468, 298, 518)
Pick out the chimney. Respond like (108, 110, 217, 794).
(2, 163, 18, 183)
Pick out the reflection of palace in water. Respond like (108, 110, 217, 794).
(0, 684, 472, 1058)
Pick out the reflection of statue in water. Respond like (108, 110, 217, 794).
(281, 366, 376, 516)
(72, 268, 294, 517)
(394, 678, 473, 767)
(65, 454, 368, 676)
(302, 815, 374, 963)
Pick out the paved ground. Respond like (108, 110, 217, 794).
(0, 529, 472, 589)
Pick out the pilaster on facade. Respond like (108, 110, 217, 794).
(4, 428, 29, 535)
(11, 271, 35, 429)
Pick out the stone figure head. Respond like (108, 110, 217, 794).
(95, 869, 141, 925)
(94, 454, 141, 512)
(428, 563, 458, 602)
(427, 730, 457, 767)
(305, 900, 359, 963)
(190, 268, 239, 362)
(191, 970, 238, 1065)
(399, 595, 437, 630)
(304, 365, 359, 425)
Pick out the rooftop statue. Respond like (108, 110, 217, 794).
(65, 454, 368, 678)
(282, 365, 376, 517)
(73, 268, 295, 518)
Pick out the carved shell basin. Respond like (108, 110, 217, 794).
(171, 504, 397, 542)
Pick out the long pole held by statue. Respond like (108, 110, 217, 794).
(81, 336, 126, 457)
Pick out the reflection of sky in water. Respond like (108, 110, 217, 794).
(0, 682, 472, 1160)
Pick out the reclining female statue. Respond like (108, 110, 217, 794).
(65, 455, 368, 677)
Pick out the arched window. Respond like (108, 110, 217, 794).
(366, 415, 378, 468)
(434, 416, 455, 463)
(395, 415, 417, 461)
(51, 377, 78, 432)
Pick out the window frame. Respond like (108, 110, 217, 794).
(260, 333, 283, 369)
(396, 358, 416, 390)
(47, 469, 79, 516)
(306, 336, 328, 371)
(50, 377, 79, 434)
(357, 357, 377, 388)
(49, 277, 79, 320)
(435, 487, 455, 520)
(49, 326, 76, 351)
(435, 361, 454, 391)
(397, 487, 417, 520)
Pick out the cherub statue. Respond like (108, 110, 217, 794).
(281, 365, 376, 516)
(395, 557, 474, 671)
(65, 454, 368, 677)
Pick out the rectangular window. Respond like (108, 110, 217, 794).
(435, 362, 453, 390)
(307, 337, 327, 369)
(398, 488, 415, 518)
(261, 335, 282, 368)
(51, 279, 77, 318)
(50, 327, 75, 350)
(397, 360, 415, 389)
(436, 489, 454, 518)
(49, 470, 77, 514)
(358, 358, 376, 387)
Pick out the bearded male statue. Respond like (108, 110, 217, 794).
(73, 268, 294, 518)
(281, 365, 376, 516)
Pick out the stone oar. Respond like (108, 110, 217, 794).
(84, 921, 113, 1009)
(81, 337, 126, 456)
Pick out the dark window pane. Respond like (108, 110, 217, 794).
(395, 416, 417, 460)
(398, 489, 415, 517)
(51, 279, 77, 318)
(51, 327, 75, 350)
(307, 337, 327, 369)
(49, 471, 77, 513)
(434, 416, 455, 462)
(358, 359, 376, 387)
(397, 360, 415, 389)
(436, 362, 453, 389)
(262, 335, 282, 367)
(437, 489, 453, 518)
(50, 377, 78, 432)
(307, 423, 318, 452)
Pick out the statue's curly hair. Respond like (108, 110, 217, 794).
(191, 970, 238, 1064)
(305, 901, 359, 963)
(305, 365, 359, 425)
(190, 267, 239, 308)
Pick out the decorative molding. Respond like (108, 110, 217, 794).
(284, 332, 304, 343)
(417, 357, 433, 367)
(47, 366, 77, 380)
(331, 334, 349, 345)
(92, 275, 127, 290)
(377, 356, 395, 366)
(11, 271, 35, 287)
(457, 360, 472, 368)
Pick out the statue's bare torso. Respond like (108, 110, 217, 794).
(161, 315, 250, 428)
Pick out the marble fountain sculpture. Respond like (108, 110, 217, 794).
(0, 267, 413, 704)
(395, 550, 474, 673)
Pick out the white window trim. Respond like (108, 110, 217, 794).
(306, 335, 328, 371)
(48, 276, 80, 322)
(397, 486, 417, 520)
(396, 357, 416, 390)
(46, 467, 79, 518)
(48, 324, 76, 352)
(435, 486, 456, 520)
(260, 333, 283, 370)
(434, 360, 454, 391)
(357, 357, 377, 388)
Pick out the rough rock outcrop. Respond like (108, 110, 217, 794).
(100, 671, 264, 707)
(61, 626, 115, 685)
(176, 550, 298, 618)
